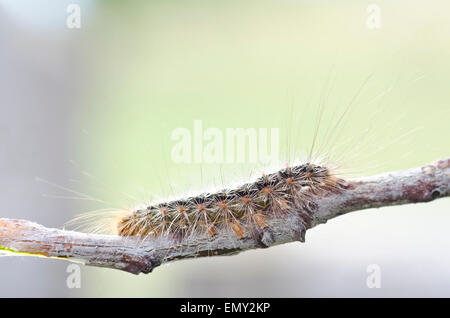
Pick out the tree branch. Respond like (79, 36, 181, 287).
(1, 158, 449, 274)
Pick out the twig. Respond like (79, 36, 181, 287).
(1, 158, 449, 274)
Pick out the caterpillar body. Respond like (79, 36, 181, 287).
(116, 162, 346, 245)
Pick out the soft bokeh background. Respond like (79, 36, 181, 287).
(1, 0, 449, 297)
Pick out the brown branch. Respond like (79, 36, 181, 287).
(1, 158, 449, 274)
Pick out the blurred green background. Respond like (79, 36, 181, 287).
(1, 0, 449, 297)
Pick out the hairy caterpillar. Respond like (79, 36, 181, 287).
(116, 163, 345, 245)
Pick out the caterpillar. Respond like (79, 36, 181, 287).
(115, 162, 346, 245)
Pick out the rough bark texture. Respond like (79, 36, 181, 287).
(1, 158, 449, 274)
